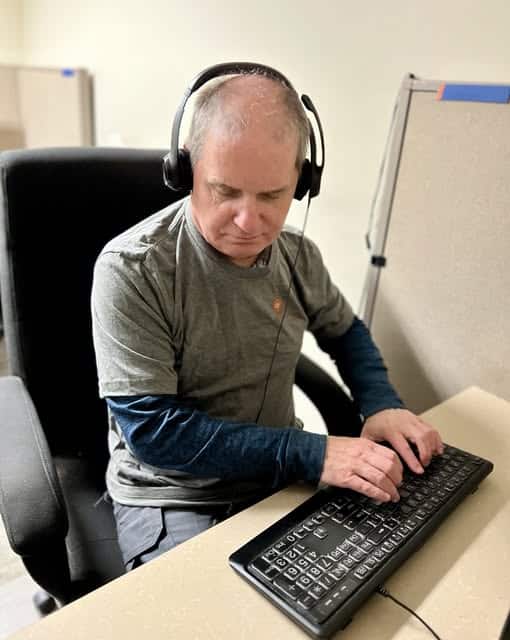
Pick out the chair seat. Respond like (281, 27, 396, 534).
(55, 456, 125, 594)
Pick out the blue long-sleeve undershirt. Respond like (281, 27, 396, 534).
(106, 395, 326, 488)
(317, 316, 404, 419)
(106, 316, 404, 486)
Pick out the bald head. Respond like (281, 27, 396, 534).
(186, 73, 309, 171)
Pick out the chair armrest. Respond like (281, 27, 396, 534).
(295, 354, 362, 436)
(0, 376, 68, 555)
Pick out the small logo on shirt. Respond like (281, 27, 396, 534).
(272, 297, 284, 315)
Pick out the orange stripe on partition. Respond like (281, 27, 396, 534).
(436, 82, 445, 100)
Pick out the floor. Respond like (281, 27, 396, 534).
(0, 337, 44, 638)
(0, 573, 41, 640)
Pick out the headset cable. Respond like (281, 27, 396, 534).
(255, 192, 312, 423)
(377, 586, 444, 640)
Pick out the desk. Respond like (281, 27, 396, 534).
(10, 387, 510, 639)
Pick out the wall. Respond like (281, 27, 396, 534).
(0, 0, 23, 63)
(12, 0, 510, 427)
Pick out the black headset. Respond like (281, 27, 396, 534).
(162, 62, 325, 200)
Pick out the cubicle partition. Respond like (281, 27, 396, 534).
(360, 75, 510, 413)
(0, 64, 93, 150)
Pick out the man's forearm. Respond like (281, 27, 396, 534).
(106, 395, 326, 488)
(318, 316, 404, 419)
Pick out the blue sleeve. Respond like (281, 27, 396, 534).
(106, 395, 327, 488)
(317, 316, 405, 419)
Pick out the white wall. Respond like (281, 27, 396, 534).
(14, 0, 510, 429)
(0, 0, 23, 63)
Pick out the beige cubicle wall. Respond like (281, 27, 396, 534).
(361, 76, 510, 414)
(0, 64, 93, 150)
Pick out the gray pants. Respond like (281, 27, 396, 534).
(112, 500, 231, 570)
(111, 495, 269, 570)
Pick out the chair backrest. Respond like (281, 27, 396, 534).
(0, 147, 182, 465)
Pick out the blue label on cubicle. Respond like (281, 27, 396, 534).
(438, 84, 510, 103)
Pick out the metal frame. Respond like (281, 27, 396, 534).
(359, 74, 443, 326)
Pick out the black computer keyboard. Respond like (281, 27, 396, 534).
(229, 443, 493, 638)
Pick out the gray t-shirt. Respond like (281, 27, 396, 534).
(92, 198, 354, 506)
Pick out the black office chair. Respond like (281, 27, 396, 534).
(0, 147, 359, 614)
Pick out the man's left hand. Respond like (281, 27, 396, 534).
(361, 408, 443, 474)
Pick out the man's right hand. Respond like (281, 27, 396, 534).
(319, 436, 403, 502)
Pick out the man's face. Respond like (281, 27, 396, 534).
(190, 121, 299, 267)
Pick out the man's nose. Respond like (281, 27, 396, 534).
(233, 199, 262, 235)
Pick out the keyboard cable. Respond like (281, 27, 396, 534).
(377, 586, 443, 640)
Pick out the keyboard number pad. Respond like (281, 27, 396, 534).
(296, 574, 314, 590)
(284, 566, 301, 580)
(295, 557, 311, 572)
(307, 565, 323, 580)
(273, 575, 304, 600)
(284, 548, 300, 562)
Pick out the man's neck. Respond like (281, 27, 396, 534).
(229, 255, 258, 268)
(230, 246, 271, 269)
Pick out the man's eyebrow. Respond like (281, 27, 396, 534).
(208, 181, 241, 193)
(208, 180, 289, 196)
(260, 186, 288, 196)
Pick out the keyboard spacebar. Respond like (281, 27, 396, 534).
(307, 577, 359, 623)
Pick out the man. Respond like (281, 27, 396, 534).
(92, 69, 442, 571)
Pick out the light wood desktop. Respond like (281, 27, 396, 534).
(10, 387, 510, 640)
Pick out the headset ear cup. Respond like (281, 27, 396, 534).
(294, 159, 312, 200)
(178, 148, 193, 192)
(162, 152, 176, 189)
(163, 148, 193, 192)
